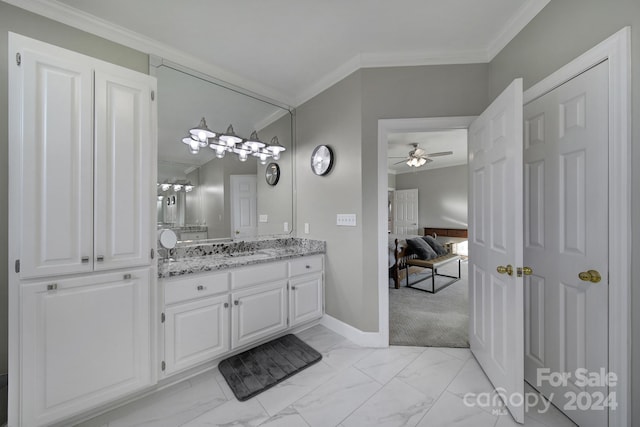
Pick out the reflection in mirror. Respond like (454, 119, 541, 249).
(152, 60, 294, 242)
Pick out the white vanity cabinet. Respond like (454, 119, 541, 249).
(8, 34, 157, 427)
(19, 269, 152, 427)
(160, 255, 323, 377)
(163, 272, 230, 375)
(289, 256, 324, 326)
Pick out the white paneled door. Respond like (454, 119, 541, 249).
(523, 61, 609, 427)
(468, 79, 524, 423)
(393, 189, 419, 235)
(230, 175, 258, 239)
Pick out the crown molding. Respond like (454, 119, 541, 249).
(294, 47, 490, 107)
(360, 49, 489, 68)
(486, 0, 551, 60)
(5, 0, 547, 108)
(294, 54, 363, 107)
(2, 0, 296, 106)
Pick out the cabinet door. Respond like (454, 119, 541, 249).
(20, 269, 152, 427)
(14, 39, 94, 279)
(290, 273, 324, 326)
(231, 281, 287, 349)
(94, 66, 156, 271)
(164, 295, 230, 376)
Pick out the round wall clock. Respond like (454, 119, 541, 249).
(310, 145, 334, 176)
(265, 162, 280, 186)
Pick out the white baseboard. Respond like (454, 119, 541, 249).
(320, 315, 388, 348)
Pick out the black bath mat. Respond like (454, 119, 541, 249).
(218, 334, 322, 401)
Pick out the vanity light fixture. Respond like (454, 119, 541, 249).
(180, 119, 286, 164)
(158, 181, 195, 193)
(218, 124, 243, 147)
(267, 136, 286, 161)
(189, 117, 216, 142)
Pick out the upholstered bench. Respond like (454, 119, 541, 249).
(405, 253, 461, 293)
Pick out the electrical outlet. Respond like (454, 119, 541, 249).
(304, 223, 310, 234)
(336, 214, 357, 226)
(284, 222, 289, 232)
(259, 214, 268, 223)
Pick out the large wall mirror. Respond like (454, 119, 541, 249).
(152, 59, 294, 242)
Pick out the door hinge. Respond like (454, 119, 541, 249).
(161, 313, 165, 323)
(14, 259, 20, 273)
(151, 90, 155, 101)
(161, 361, 165, 371)
(16, 53, 21, 66)
(151, 248, 155, 259)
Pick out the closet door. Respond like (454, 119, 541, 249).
(94, 66, 155, 271)
(14, 40, 94, 278)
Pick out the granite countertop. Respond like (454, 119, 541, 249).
(158, 238, 325, 279)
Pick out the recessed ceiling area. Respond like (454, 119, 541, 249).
(388, 129, 467, 174)
(16, 0, 550, 105)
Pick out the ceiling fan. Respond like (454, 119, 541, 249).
(390, 143, 453, 168)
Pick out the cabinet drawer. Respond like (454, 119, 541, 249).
(289, 256, 323, 277)
(164, 272, 229, 305)
(231, 262, 287, 290)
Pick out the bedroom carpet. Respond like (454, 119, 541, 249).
(389, 261, 469, 348)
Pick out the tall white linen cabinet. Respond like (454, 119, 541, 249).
(8, 33, 158, 427)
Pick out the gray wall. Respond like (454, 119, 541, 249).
(359, 64, 489, 331)
(296, 71, 365, 330)
(257, 113, 294, 236)
(296, 64, 488, 332)
(395, 164, 468, 230)
(0, 2, 149, 376)
(488, 0, 639, 423)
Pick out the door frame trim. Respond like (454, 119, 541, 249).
(377, 116, 476, 347)
(523, 27, 631, 427)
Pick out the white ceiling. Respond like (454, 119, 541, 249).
(388, 130, 467, 174)
(10, 0, 550, 106)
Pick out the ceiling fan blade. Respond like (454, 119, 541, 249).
(388, 156, 409, 159)
(426, 151, 453, 157)
(393, 159, 408, 165)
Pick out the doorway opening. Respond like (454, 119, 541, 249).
(386, 128, 470, 348)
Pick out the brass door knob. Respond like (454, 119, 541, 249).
(497, 265, 513, 276)
(578, 270, 601, 283)
(522, 267, 533, 275)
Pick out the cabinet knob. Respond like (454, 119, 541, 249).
(305, 265, 311, 269)
(234, 300, 239, 306)
(197, 285, 205, 291)
(224, 302, 229, 308)
(291, 286, 296, 290)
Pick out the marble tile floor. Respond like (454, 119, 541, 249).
(78, 325, 576, 427)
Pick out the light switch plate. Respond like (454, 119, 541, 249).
(259, 214, 268, 223)
(336, 214, 357, 226)
(284, 222, 289, 232)
(304, 223, 310, 234)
